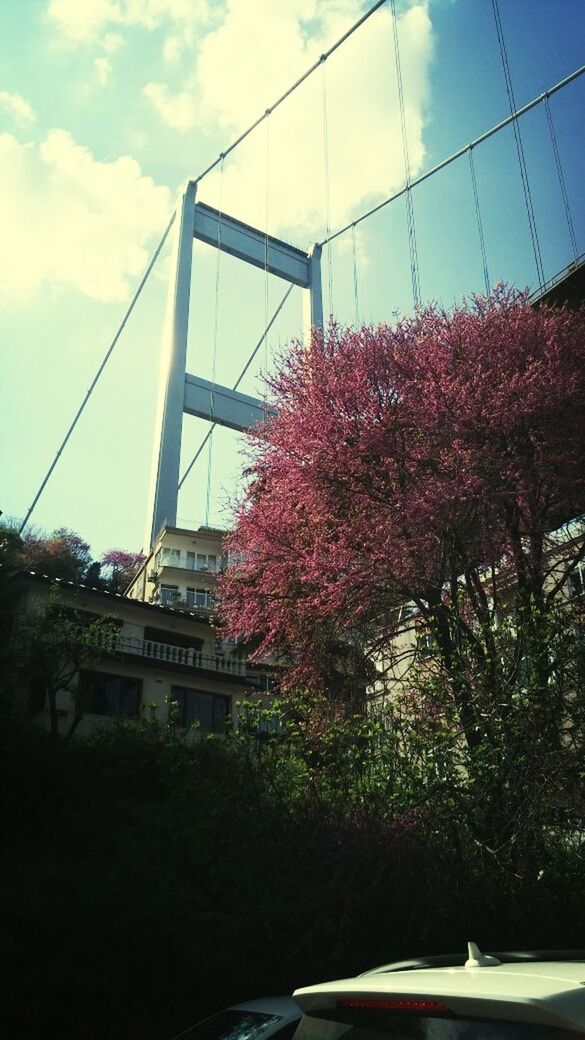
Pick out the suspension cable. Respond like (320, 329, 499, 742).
(321, 59, 334, 316)
(178, 284, 294, 490)
(390, 0, 420, 308)
(193, 0, 389, 188)
(19, 1, 390, 535)
(320, 64, 585, 248)
(205, 158, 224, 527)
(543, 94, 579, 264)
(491, 0, 545, 287)
(18, 211, 176, 535)
(468, 146, 490, 295)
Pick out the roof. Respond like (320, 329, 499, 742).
(15, 570, 214, 625)
(294, 960, 585, 1032)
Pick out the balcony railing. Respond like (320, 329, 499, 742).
(111, 635, 246, 676)
(151, 593, 215, 611)
(152, 559, 223, 576)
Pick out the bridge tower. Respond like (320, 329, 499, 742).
(144, 180, 324, 551)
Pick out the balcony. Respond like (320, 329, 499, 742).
(150, 591, 215, 611)
(151, 555, 223, 577)
(110, 635, 246, 677)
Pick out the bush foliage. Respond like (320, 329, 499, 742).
(1, 695, 583, 1040)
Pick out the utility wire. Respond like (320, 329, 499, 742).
(320, 64, 585, 247)
(18, 212, 176, 535)
(491, 0, 545, 287)
(178, 284, 294, 490)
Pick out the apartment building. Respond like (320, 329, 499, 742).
(126, 523, 274, 687)
(13, 566, 268, 739)
(126, 524, 229, 614)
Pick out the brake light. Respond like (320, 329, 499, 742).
(337, 998, 449, 1013)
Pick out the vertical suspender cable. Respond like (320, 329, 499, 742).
(544, 94, 579, 264)
(491, 0, 545, 287)
(321, 57, 334, 316)
(468, 146, 491, 295)
(390, 0, 420, 309)
(205, 156, 224, 527)
(178, 285, 294, 490)
(264, 112, 271, 420)
(352, 223, 361, 327)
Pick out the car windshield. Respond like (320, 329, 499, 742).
(296, 1012, 580, 1040)
(182, 1009, 284, 1040)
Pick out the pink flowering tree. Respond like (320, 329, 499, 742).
(101, 549, 145, 593)
(219, 290, 585, 757)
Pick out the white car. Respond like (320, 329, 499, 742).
(293, 944, 585, 1038)
(177, 997, 302, 1040)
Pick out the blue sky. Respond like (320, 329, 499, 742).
(1, 0, 583, 561)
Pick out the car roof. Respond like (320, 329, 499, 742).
(293, 961, 585, 1032)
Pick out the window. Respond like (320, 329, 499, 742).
(246, 672, 276, 693)
(171, 686, 230, 733)
(186, 587, 215, 609)
(416, 629, 436, 659)
(399, 601, 418, 624)
(196, 552, 218, 572)
(181, 1009, 286, 1040)
(78, 670, 141, 717)
(161, 547, 181, 567)
(568, 561, 585, 599)
(160, 584, 180, 605)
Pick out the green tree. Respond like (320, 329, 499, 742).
(21, 526, 93, 583)
(11, 588, 119, 740)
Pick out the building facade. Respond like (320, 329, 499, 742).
(14, 562, 272, 739)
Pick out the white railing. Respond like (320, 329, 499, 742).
(151, 594, 215, 610)
(111, 635, 246, 676)
(153, 558, 223, 575)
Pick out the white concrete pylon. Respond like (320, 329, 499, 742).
(144, 180, 196, 552)
(144, 184, 324, 552)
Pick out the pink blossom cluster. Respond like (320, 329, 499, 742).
(218, 289, 585, 693)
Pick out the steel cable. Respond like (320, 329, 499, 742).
(468, 146, 491, 295)
(491, 0, 545, 287)
(544, 94, 579, 263)
(390, 0, 420, 308)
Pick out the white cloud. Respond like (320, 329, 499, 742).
(94, 57, 112, 85)
(0, 90, 36, 125)
(145, 1, 434, 241)
(162, 28, 194, 63)
(142, 81, 197, 130)
(46, 0, 214, 43)
(0, 129, 172, 303)
(103, 32, 124, 52)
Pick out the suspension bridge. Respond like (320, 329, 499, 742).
(17, 0, 585, 555)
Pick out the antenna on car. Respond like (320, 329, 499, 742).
(465, 942, 502, 968)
